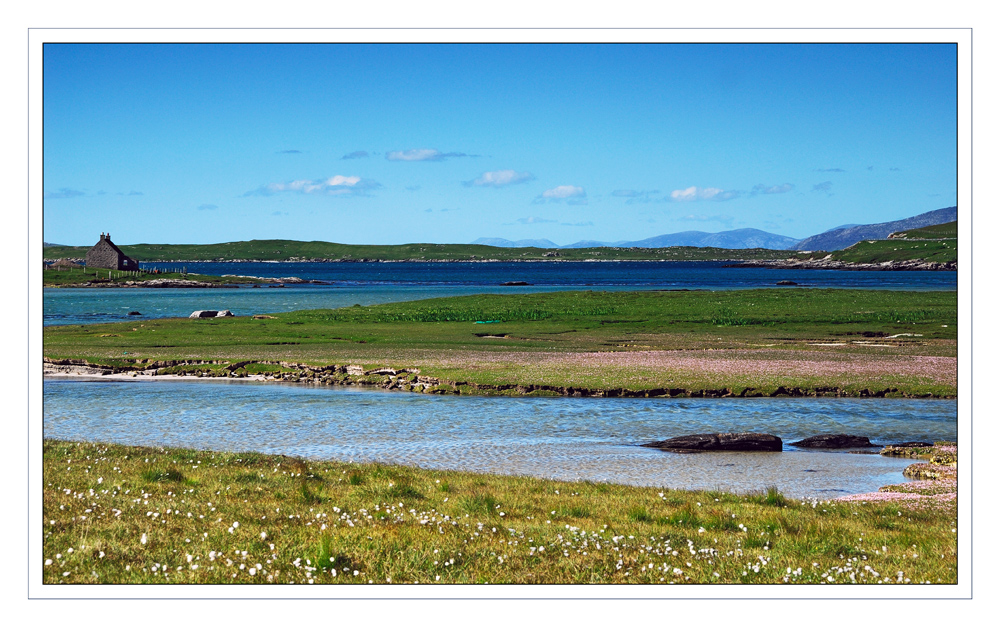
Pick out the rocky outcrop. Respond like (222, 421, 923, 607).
(189, 310, 234, 318)
(734, 258, 955, 272)
(130, 279, 225, 288)
(880, 443, 935, 457)
(642, 432, 782, 452)
(789, 434, 878, 449)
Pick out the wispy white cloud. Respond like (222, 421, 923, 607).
(536, 185, 587, 205)
(612, 189, 659, 198)
(542, 185, 585, 199)
(750, 183, 794, 195)
(465, 170, 535, 187)
(669, 186, 740, 202)
(386, 148, 473, 162)
(44, 188, 85, 199)
(245, 175, 380, 197)
(612, 189, 660, 204)
(561, 221, 594, 227)
(341, 150, 369, 160)
(516, 216, 558, 224)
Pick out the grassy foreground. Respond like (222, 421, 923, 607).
(42, 440, 957, 585)
(44, 289, 958, 397)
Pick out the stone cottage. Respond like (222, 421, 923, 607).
(85, 233, 138, 271)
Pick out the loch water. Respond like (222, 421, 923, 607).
(43, 379, 957, 499)
(43, 261, 958, 496)
(44, 261, 957, 326)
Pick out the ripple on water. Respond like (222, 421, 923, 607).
(42, 379, 956, 499)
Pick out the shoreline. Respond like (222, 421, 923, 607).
(732, 259, 956, 272)
(42, 360, 956, 399)
(45, 256, 954, 267)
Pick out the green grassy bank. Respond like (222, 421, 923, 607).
(43, 289, 958, 398)
(794, 221, 959, 265)
(42, 440, 958, 585)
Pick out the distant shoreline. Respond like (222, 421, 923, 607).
(732, 259, 957, 272)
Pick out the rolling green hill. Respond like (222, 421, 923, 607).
(888, 221, 958, 240)
(41, 239, 791, 263)
(792, 221, 958, 265)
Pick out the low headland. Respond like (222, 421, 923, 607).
(735, 221, 958, 271)
(43, 289, 958, 398)
(42, 267, 277, 289)
(41, 438, 958, 584)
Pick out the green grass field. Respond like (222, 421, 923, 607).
(43, 289, 958, 397)
(41, 440, 957, 585)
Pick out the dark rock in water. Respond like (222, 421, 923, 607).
(790, 434, 879, 449)
(501, 281, 531, 286)
(642, 432, 782, 452)
(127, 311, 141, 316)
(776, 280, 798, 286)
(884, 441, 934, 448)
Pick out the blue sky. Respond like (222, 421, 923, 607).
(43, 43, 957, 246)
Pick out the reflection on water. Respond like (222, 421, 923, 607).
(42, 379, 957, 499)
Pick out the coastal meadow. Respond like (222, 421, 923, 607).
(42, 440, 957, 585)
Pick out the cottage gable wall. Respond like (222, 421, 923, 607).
(85, 233, 138, 271)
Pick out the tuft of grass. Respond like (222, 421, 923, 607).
(459, 492, 499, 517)
(748, 486, 790, 508)
(627, 506, 652, 523)
(140, 468, 186, 483)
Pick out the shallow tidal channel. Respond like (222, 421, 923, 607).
(42, 379, 957, 499)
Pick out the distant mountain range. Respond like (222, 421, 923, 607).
(473, 207, 958, 251)
(470, 238, 560, 248)
(472, 229, 799, 250)
(793, 207, 957, 251)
